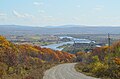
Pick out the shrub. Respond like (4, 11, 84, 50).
(104, 64, 120, 79)
(0, 62, 8, 77)
(8, 67, 15, 74)
(24, 76, 34, 79)
(82, 66, 90, 72)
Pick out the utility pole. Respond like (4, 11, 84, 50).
(108, 33, 111, 64)
(73, 40, 75, 53)
(108, 33, 110, 47)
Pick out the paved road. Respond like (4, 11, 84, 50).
(43, 63, 100, 79)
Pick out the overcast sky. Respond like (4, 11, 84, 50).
(0, 0, 120, 27)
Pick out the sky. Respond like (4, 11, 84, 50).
(0, 0, 120, 27)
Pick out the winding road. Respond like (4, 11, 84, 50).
(43, 63, 100, 79)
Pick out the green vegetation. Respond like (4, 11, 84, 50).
(62, 45, 92, 54)
(57, 44, 71, 49)
(8, 35, 59, 46)
(33, 41, 55, 46)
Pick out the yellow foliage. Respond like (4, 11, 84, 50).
(90, 62, 108, 74)
(0, 35, 10, 48)
(29, 46, 39, 52)
(76, 52, 84, 56)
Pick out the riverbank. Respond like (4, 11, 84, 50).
(41, 36, 96, 51)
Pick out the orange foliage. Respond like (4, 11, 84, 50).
(92, 46, 110, 61)
(113, 58, 120, 65)
(0, 35, 75, 67)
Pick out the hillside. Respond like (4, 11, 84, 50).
(0, 35, 75, 79)
(75, 41, 120, 79)
(1, 25, 120, 35)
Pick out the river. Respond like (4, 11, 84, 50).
(41, 36, 95, 51)
(42, 41, 74, 51)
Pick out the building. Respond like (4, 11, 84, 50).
(73, 39, 96, 49)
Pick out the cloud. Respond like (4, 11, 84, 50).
(72, 17, 79, 21)
(12, 10, 34, 18)
(0, 12, 7, 16)
(33, 2, 44, 6)
(13, 10, 25, 18)
(0, 12, 7, 22)
(93, 5, 104, 11)
(39, 10, 45, 13)
(24, 13, 34, 18)
(38, 15, 57, 22)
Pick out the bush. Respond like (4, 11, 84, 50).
(92, 63, 108, 77)
(104, 64, 120, 79)
(82, 66, 90, 72)
(8, 67, 15, 74)
(0, 69, 6, 78)
(24, 76, 34, 79)
(0, 62, 8, 77)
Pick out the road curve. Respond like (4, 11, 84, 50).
(43, 63, 100, 79)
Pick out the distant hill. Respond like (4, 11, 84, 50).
(0, 25, 120, 35)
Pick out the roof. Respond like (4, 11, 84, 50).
(74, 39, 95, 44)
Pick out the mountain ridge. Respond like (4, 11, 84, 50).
(0, 25, 120, 35)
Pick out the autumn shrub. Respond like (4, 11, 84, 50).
(0, 62, 8, 77)
(0, 69, 6, 78)
(0, 35, 76, 79)
(113, 58, 120, 65)
(90, 62, 108, 77)
(75, 40, 120, 79)
(23, 76, 34, 79)
(75, 62, 90, 73)
(82, 66, 91, 72)
(103, 64, 120, 79)
(8, 67, 15, 74)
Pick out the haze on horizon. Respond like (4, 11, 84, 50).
(0, 0, 120, 27)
